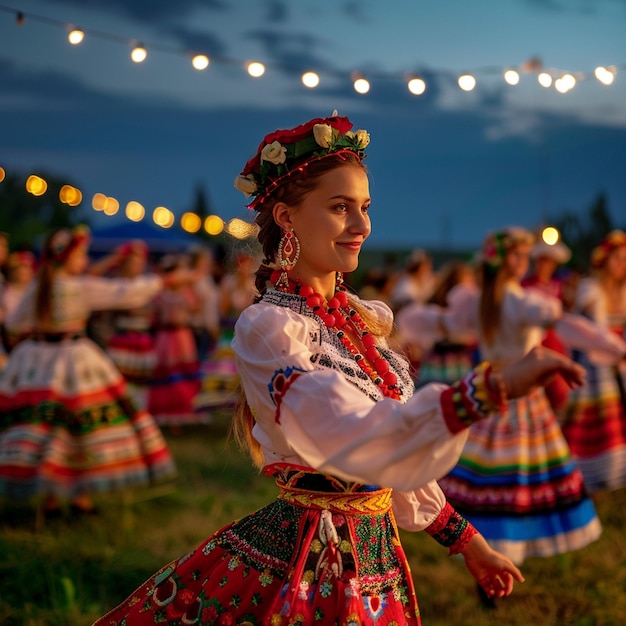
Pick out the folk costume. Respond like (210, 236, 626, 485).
(95, 115, 515, 626)
(106, 241, 157, 391)
(562, 230, 626, 492)
(147, 271, 205, 426)
(399, 229, 625, 564)
(0, 226, 176, 503)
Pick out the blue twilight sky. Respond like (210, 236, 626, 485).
(1, 0, 625, 251)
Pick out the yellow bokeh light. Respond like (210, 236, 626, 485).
(68, 29, 84, 45)
(125, 201, 145, 222)
(92, 192, 107, 211)
(541, 227, 560, 246)
(0, 167, 5, 183)
(26, 175, 47, 196)
(68, 188, 82, 206)
(247, 62, 265, 77)
(103, 196, 120, 216)
(181, 212, 202, 233)
(225, 218, 259, 240)
(204, 215, 224, 236)
(153, 206, 174, 228)
(192, 54, 210, 70)
(59, 185, 82, 206)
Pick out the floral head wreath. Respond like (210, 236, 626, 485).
(480, 227, 534, 275)
(7, 250, 36, 270)
(234, 113, 370, 210)
(44, 224, 91, 266)
(591, 229, 626, 268)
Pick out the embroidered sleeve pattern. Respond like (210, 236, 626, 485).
(424, 501, 478, 555)
(440, 362, 505, 433)
(268, 366, 307, 424)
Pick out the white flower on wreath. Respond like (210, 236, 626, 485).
(234, 174, 258, 197)
(261, 140, 287, 165)
(355, 129, 370, 148)
(313, 123, 334, 148)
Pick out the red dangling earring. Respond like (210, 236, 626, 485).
(276, 230, 301, 290)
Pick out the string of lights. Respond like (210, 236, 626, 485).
(1, 4, 623, 239)
(0, 3, 623, 94)
(0, 167, 260, 240)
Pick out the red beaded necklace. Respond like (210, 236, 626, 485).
(271, 272, 401, 401)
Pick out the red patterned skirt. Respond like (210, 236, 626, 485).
(94, 464, 421, 626)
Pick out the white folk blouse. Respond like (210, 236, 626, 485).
(233, 289, 481, 532)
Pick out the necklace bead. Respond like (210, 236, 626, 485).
(276, 277, 401, 400)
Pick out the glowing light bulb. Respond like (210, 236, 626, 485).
(353, 78, 370, 94)
(131, 45, 147, 63)
(125, 201, 145, 222)
(192, 54, 210, 70)
(181, 212, 201, 233)
(594, 66, 615, 85)
(103, 196, 119, 216)
(537, 72, 552, 88)
(458, 74, 476, 91)
(247, 62, 265, 77)
(503, 69, 520, 85)
(92, 193, 106, 211)
(541, 227, 560, 246)
(26, 175, 47, 196)
(204, 215, 224, 236)
(407, 78, 426, 95)
(68, 29, 84, 45)
(0, 167, 5, 183)
(301, 71, 320, 88)
(555, 73, 576, 93)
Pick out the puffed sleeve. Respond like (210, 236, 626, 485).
(80, 275, 164, 311)
(233, 303, 494, 492)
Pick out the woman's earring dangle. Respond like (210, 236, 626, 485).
(276, 230, 300, 290)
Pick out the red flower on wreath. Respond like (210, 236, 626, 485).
(241, 115, 354, 175)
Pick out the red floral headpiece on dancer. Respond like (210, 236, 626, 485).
(234, 112, 370, 210)
(590, 229, 626, 269)
(44, 224, 91, 266)
(479, 227, 534, 276)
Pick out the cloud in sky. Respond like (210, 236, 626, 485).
(1, 0, 625, 251)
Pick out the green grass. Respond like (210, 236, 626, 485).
(1, 412, 625, 625)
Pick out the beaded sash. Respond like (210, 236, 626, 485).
(272, 465, 393, 515)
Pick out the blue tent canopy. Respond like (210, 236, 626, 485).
(90, 220, 201, 254)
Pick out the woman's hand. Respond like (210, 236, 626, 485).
(498, 346, 586, 401)
(460, 533, 524, 598)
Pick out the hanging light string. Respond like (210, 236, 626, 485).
(0, 3, 623, 93)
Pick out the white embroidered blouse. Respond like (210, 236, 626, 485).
(233, 289, 482, 532)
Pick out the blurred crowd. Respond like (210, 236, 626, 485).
(0, 225, 625, 541)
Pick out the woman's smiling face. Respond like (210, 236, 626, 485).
(275, 164, 371, 297)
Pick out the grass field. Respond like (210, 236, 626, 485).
(1, 412, 625, 626)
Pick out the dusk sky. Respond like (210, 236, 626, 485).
(1, 0, 625, 251)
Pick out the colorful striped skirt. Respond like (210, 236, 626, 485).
(439, 387, 601, 564)
(93, 464, 421, 626)
(416, 342, 476, 388)
(147, 327, 205, 426)
(561, 354, 626, 493)
(0, 336, 176, 499)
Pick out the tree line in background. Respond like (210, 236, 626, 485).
(0, 169, 623, 274)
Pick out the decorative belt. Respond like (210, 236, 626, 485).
(272, 465, 392, 515)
